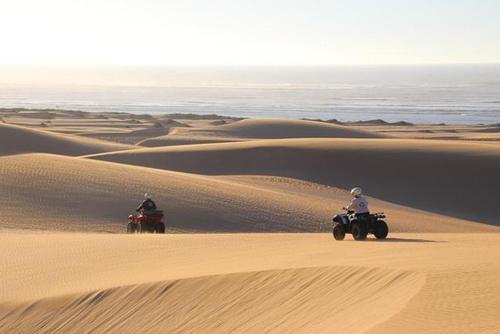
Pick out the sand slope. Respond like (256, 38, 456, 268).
(1, 232, 499, 333)
(0, 123, 130, 156)
(81, 125, 172, 144)
(1, 153, 490, 233)
(138, 134, 246, 147)
(87, 138, 500, 226)
(2, 111, 499, 333)
(0, 267, 424, 334)
(0, 153, 334, 232)
(211, 119, 384, 138)
(138, 119, 382, 147)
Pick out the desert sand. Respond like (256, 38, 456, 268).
(0, 122, 131, 156)
(1, 233, 499, 333)
(0, 108, 499, 333)
(87, 138, 500, 226)
(138, 118, 384, 147)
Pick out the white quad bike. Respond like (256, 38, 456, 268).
(332, 208, 389, 241)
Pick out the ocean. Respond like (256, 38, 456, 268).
(1, 64, 499, 124)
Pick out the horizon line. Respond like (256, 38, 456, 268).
(1, 62, 500, 68)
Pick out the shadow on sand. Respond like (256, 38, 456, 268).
(365, 237, 445, 243)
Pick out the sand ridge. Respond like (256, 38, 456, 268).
(1, 232, 499, 333)
(79, 125, 171, 144)
(2, 153, 491, 233)
(0, 122, 131, 156)
(1, 112, 500, 333)
(206, 118, 385, 138)
(0, 266, 425, 334)
(138, 118, 384, 147)
(87, 138, 500, 227)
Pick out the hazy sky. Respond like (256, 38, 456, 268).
(1, 0, 499, 65)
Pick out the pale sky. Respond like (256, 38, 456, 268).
(1, 0, 499, 66)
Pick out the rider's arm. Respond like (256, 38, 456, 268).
(347, 199, 356, 212)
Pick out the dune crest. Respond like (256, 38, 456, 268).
(0, 123, 130, 156)
(1, 232, 499, 333)
(206, 119, 384, 139)
(1, 153, 492, 233)
(87, 138, 500, 227)
(138, 118, 382, 147)
(0, 267, 424, 334)
(138, 135, 245, 147)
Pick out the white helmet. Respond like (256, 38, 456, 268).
(144, 192, 152, 199)
(350, 187, 362, 197)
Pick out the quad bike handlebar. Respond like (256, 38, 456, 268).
(341, 207, 385, 218)
(342, 207, 354, 213)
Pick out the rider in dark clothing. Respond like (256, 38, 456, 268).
(136, 193, 157, 212)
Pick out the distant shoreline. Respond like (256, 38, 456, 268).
(2, 107, 499, 127)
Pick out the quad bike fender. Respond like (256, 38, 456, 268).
(333, 215, 350, 225)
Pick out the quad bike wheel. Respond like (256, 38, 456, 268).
(140, 223, 155, 233)
(333, 223, 346, 240)
(351, 221, 368, 241)
(155, 223, 166, 234)
(127, 222, 140, 233)
(373, 220, 389, 239)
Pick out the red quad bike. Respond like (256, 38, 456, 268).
(127, 210, 166, 233)
(332, 209, 389, 241)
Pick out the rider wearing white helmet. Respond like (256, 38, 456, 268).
(347, 187, 369, 214)
(136, 192, 157, 212)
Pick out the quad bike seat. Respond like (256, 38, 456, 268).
(142, 209, 164, 217)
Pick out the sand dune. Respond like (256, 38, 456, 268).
(1, 112, 500, 333)
(0, 153, 331, 232)
(87, 138, 500, 226)
(1, 153, 490, 233)
(184, 119, 384, 139)
(345, 122, 500, 141)
(0, 267, 423, 334)
(0, 123, 130, 156)
(1, 232, 499, 333)
(138, 134, 246, 147)
(138, 118, 382, 147)
(81, 125, 172, 144)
